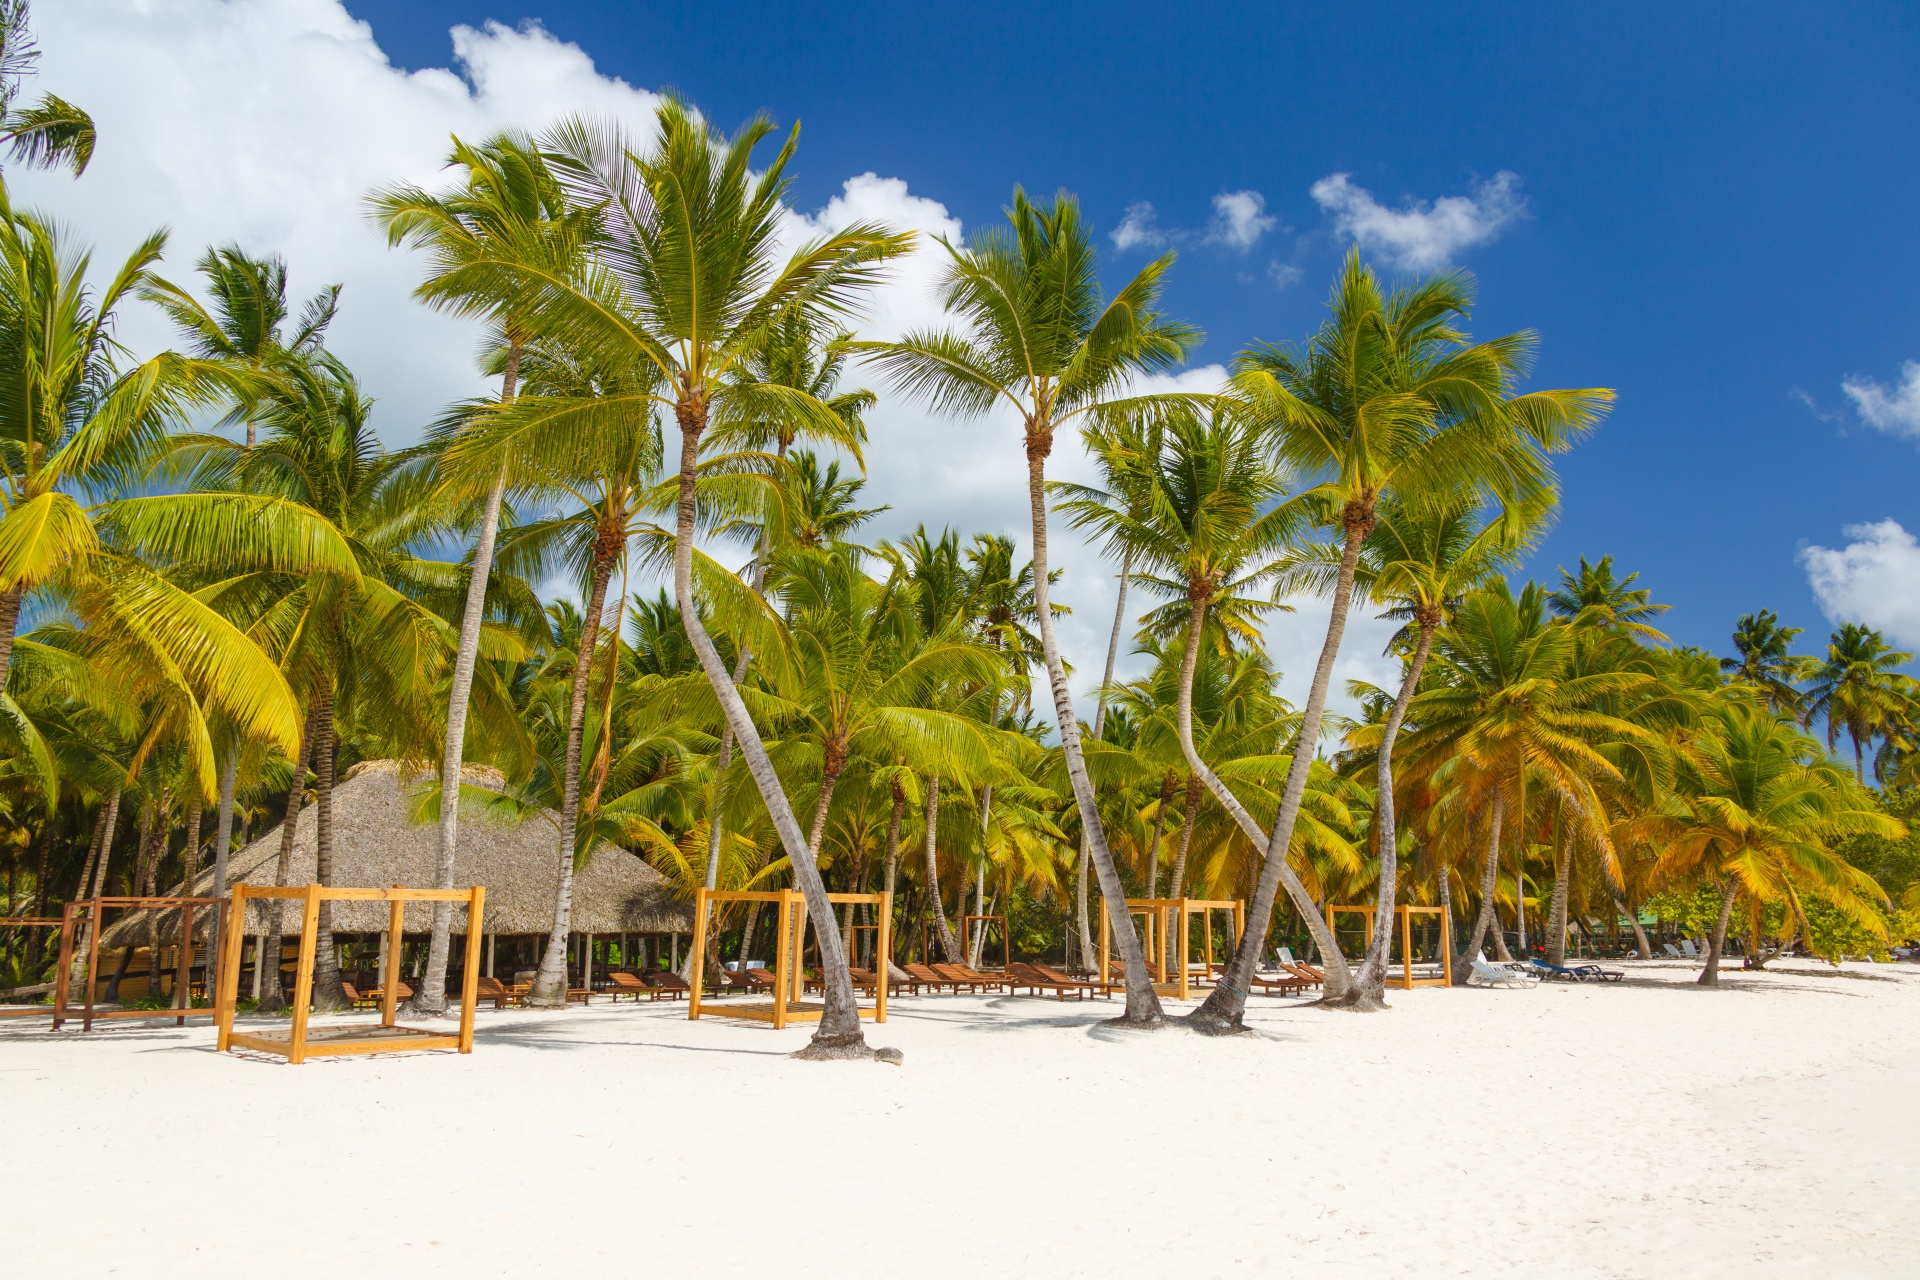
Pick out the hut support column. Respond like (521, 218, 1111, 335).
(486, 932, 495, 978)
(583, 931, 593, 993)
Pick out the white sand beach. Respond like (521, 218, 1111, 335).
(8, 960, 1918, 1278)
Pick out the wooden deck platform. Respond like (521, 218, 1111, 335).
(695, 999, 882, 1025)
(226, 1023, 461, 1061)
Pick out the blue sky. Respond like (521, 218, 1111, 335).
(343, 1, 1920, 663)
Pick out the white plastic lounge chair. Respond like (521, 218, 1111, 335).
(1680, 939, 1699, 959)
(1468, 951, 1539, 988)
(1662, 943, 1683, 958)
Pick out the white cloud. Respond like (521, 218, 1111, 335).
(1309, 170, 1526, 270)
(1841, 361, 1920, 440)
(1204, 189, 1276, 250)
(1110, 201, 1165, 251)
(1799, 520, 1920, 648)
(1267, 260, 1303, 288)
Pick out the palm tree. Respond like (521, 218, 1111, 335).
(1721, 610, 1814, 717)
(368, 131, 591, 1015)
(1329, 497, 1534, 1001)
(866, 188, 1199, 1026)
(478, 101, 909, 1054)
(1397, 583, 1648, 971)
(1633, 703, 1898, 984)
(1548, 555, 1669, 641)
(1805, 623, 1915, 783)
(0, 3, 92, 175)
(1188, 250, 1611, 1030)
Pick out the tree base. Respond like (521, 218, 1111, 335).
(1102, 1012, 1169, 1032)
(1181, 1007, 1247, 1037)
(790, 1031, 878, 1061)
(399, 996, 448, 1018)
(1316, 987, 1390, 1013)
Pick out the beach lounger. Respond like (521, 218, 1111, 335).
(475, 975, 521, 1008)
(641, 970, 690, 999)
(1680, 940, 1699, 959)
(608, 971, 670, 1002)
(933, 963, 1010, 993)
(904, 963, 963, 993)
(1275, 948, 1326, 988)
(745, 968, 785, 993)
(1031, 962, 1118, 996)
(1212, 964, 1309, 996)
(1006, 961, 1102, 1000)
(1468, 951, 1538, 988)
(1662, 943, 1683, 958)
(1531, 958, 1625, 983)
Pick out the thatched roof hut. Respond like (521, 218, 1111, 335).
(103, 760, 690, 946)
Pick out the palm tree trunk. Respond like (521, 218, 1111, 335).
(1178, 533, 1361, 1034)
(923, 776, 963, 964)
(1613, 893, 1653, 959)
(417, 342, 521, 1016)
(1349, 621, 1438, 1008)
(259, 704, 319, 1014)
(1545, 837, 1574, 966)
(136, 796, 159, 1003)
(212, 739, 237, 898)
(882, 781, 910, 981)
(0, 581, 27, 695)
(1699, 881, 1738, 986)
(1146, 775, 1172, 901)
(1456, 791, 1506, 975)
(969, 841, 988, 968)
(309, 688, 347, 1013)
(670, 402, 867, 1056)
(1168, 775, 1203, 901)
(69, 787, 119, 1003)
(1024, 444, 1161, 1026)
(1074, 560, 1128, 975)
(529, 550, 616, 1007)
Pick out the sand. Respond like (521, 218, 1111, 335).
(7, 958, 1918, 1277)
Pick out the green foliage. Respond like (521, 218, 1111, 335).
(1644, 884, 1725, 937)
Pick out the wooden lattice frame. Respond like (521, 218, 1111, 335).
(1324, 903, 1453, 989)
(1097, 898, 1245, 1000)
(47, 896, 229, 1030)
(215, 884, 484, 1064)
(688, 888, 890, 1030)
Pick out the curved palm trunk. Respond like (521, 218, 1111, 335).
(671, 402, 867, 1057)
(417, 343, 521, 1017)
(1167, 775, 1203, 901)
(881, 782, 911, 982)
(309, 689, 348, 1013)
(134, 798, 158, 1005)
(1076, 551, 1130, 973)
(1146, 775, 1172, 900)
(258, 705, 319, 1014)
(1545, 838, 1574, 967)
(1025, 446, 1161, 1026)
(1348, 622, 1438, 1009)
(922, 776, 963, 964)
(0, 581, 26, 694)
(1456, 792, 1506, 976)
(1698, 881, 1738, 986)
(1613, 893, 1653, 959)
(529, 551, 617, 1007)
(68, 787, 119, 1002)
(1177, 533, 1360, 1035)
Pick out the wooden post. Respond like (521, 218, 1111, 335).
(876, 892, 891, 1024)
(687, 891, 709, 1020)
(773, 890, 792, 1031)
(289, 884, 321, 1065)
(486, 932, 495, 979)
(1177, 899, 1191, 1000)
(1098, 900, 1111, 985)
(1440, 908, 1454, 986)
(382, 896, 404, 1027)
(1400, 905, 1413, 991)
(216, 890, 246, 1051)
(789, 891, 805, 1005)
(458, 886, 484, 1053)
(83, 902, 103, 1032)
(583, 930, 594, 994)
(176, 901, 193, 1025)
(1234, 899, 1245, 958)
(52, 901, 75, 1031)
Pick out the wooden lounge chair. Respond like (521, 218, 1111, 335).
(715, 969, 760, 995)
(1273, 949, 1325, 988)
(745, 968, 785, 993)
(355, 979, 414, 1006)
(608, 971, 670, 1002)
(1006, 961, 1101, 1000)
(905, 963, 962, 993)
(341, 981, 377, 1010)
(1212, 964, 1308, 996)
(1031, 962, 1118, 996)
(933, 962, 1010, 993)
(641, 970, 690, 999)
(475, 975, 520, 1008)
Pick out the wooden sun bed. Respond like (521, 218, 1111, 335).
(1210, 964, 1310, 996)
(641, 970, 691, 999)
(1007, 961, 1104, 1000)
(1030, 962, 1120, 996)
(904, 963, 963, 993)
(933, 962, 1011, 993)
(608, 971, 673, 1002)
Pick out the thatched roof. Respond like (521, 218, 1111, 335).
(102, 761, 690, 946)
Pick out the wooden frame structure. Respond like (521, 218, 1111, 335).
(215, 884, 484, 1064)
(688, 888, 889, 1030)
(1324, 903, 1453, 989)
(50, 896, 229, 1031)
(0, 916, 65, 1019)
(920, 912, 1010, 970)
(1098, 898, 1244, 1000)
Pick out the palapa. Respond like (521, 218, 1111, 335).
(101, 760, 690, 945)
